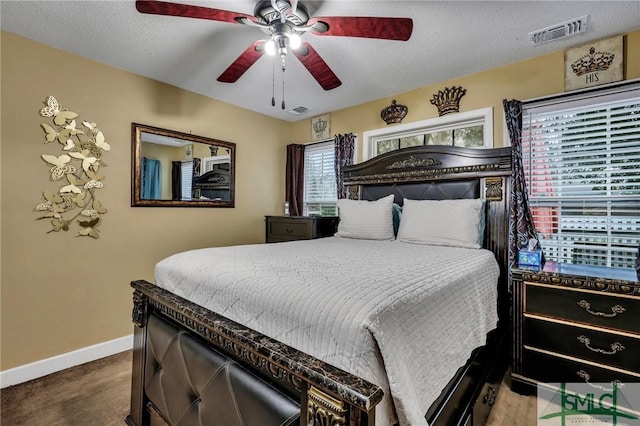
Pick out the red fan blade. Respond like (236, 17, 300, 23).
(136, 0, 254, 24)
(217, 41, 265, 83)
(293, 43, 341, 91)
(308, 16, 413, 41)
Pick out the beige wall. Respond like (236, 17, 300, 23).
(0, 32, 290, 370)
(291, 30, 640, 161)
(2, 28, 639, 371)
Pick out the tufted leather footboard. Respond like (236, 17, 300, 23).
(127, 282, 383, 426)
(143, 314, 300, 426)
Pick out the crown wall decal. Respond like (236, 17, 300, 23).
(430, 86, 467, 116)
(380, 100, 408, 125)
(564, 36, 623, 91)
(313, 117, 328, 134)
(311, 114, 330, 141)
(571, 46, 615, 76)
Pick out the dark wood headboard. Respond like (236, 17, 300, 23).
(342, 145, 512, 326)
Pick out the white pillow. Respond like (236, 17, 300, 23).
(397, 198, 483, 249)
(335, 194, 395, 240)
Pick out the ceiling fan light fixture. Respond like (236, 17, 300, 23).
(265, 34, 290, 57)
(289, 33, 301, 50)
(265, 39, 276, 56)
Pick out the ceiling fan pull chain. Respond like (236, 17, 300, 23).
(281, 68, 286, 110)
(271, 57, 276, 107)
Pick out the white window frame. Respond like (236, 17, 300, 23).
(201, 155, 231, 173)
(303, 140, 338, 216)
(362, 107, 493, 161)
(522, 81, 640, 270)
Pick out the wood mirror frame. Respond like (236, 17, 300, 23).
(131, 123, 236, 207)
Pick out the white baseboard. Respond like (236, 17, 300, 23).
(0, 334, 133, 389)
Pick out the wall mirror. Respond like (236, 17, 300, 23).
(131, 123, 235, 207)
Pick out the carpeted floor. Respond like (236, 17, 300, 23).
(0, 351, 537, 425)
(486, 376, 538, 425)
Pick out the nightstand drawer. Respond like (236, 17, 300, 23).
(265, 216, 339, 243)
(525, 283, 640, 334)
(268, 220, 313, 239)
(524, 317, 640, 373)
(522, 349, 640, 385)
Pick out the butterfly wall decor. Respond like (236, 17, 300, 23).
(34, 95, 111, 239)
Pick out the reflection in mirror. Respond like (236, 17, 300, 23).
(131, 123, 235, 207)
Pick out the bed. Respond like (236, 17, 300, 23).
(126, 144, 512, 426)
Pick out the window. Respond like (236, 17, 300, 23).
(181, 161, 192, 200)
(522, 83, 640, 270)
(363, 107, 493, 160)
(303, 141, 337, 215)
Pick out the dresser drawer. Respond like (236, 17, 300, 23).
(525, 283, 640, 334)
(268, 219, 313, 240)
(524, 317, 640, 373)
(522, 349, 640, 385)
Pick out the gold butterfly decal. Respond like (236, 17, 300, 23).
(40, 123, 59, 143)
(84, 180, 104, 189)
(94, 131, 111, 151)
(63, 139, 75, 151)
(64, 120, 84, 136)
(60, 175, 82, 194)
(82, 121, 99, 135)
(92, 199, 107, 214)
(39, 96, 78, 125)
(41, 154, 76, 180)
(77, 216, 101, 239)
(68, 150, 97, 172)
(85, 169, 105, 182)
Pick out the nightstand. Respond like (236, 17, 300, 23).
(511, 263, 640, 394)
(265, 216, 339, 243)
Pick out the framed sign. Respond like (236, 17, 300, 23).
(311, 114, 330, 141)
(565, 36, 623, 91)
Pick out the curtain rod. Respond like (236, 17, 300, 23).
(303, 138, 333, 146)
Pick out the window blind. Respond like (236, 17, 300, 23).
(181, 161, 193, 200)
(303, 141, 337, 215)
(522, 84, 640, 270)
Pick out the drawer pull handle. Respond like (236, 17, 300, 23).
(577, 335, 625, 355)
(577, 300, 626, 317)
(576, 370, 623, 392)
(482, 385, 496, 407)
(285, 228, 293, 233)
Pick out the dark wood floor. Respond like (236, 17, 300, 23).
(1, 351, 131, 425)
(0, 351, 537, 425)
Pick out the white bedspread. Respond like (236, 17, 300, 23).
(154, 237, 499, 426)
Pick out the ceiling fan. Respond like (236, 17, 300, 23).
(135, 0, 413, 93)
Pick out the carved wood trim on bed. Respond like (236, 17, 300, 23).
(126, 281, 382, 426)
(126, 145, 513, 426)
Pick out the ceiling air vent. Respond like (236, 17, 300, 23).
(529, 15, 588, 46)
(287, 106, 310, 115)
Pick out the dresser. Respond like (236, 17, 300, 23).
(265, 215, 339, 243)
(511, 263, 640, 394)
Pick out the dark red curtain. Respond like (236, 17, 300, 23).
(285, 144, 305, 216)
(171, 161, 181, 200)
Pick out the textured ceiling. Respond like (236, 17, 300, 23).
(2, 1, 639, 122)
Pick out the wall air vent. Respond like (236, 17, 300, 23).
(529, 15, 588, 46)
(288, 106, 310, 115)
